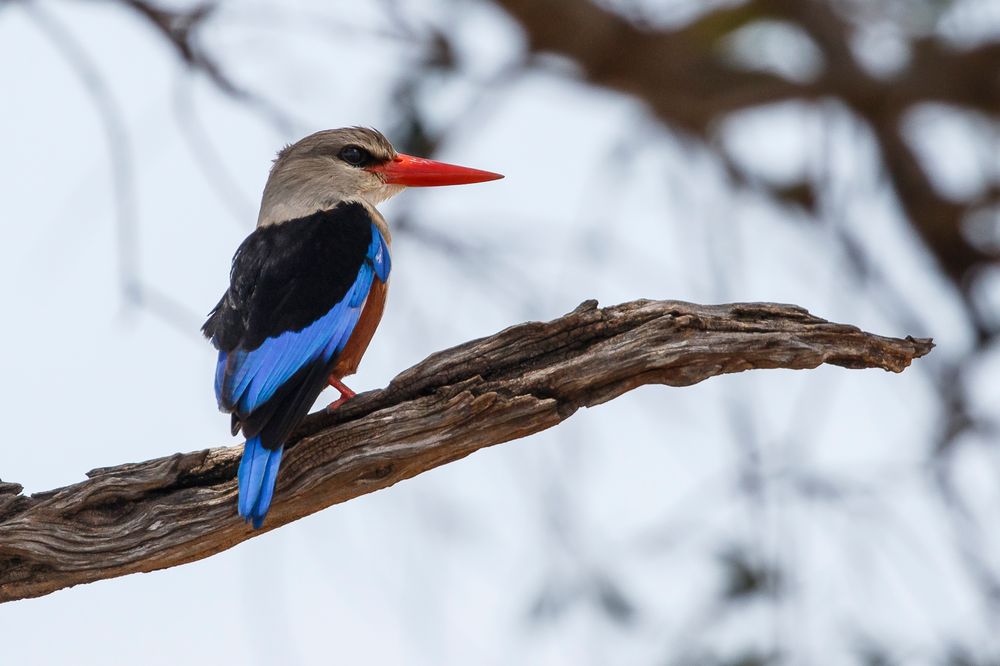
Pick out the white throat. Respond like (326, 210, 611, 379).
(257, 184, 405, 228)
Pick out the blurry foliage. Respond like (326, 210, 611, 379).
(674, 649, 781, 666)
(719, 546, 781, 602)
(527, 570, 637, 627)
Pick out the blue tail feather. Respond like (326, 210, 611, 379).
(237, 436, 284, 528)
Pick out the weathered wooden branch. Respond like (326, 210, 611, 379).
(0, 300, 932, 603)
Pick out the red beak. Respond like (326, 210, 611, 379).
(368, 153, 504, 187)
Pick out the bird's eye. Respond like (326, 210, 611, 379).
(338, 145, 369, 166)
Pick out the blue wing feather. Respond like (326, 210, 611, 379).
(215, 225, 389, 417)
(372, 227, 391, 282)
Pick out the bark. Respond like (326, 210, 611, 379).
(0, 300, 932, 604)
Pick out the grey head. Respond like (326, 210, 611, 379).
(257, 127, 403, 227)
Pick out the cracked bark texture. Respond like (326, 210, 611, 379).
(0, 300, 932, 604)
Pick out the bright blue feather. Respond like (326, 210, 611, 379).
(371, 227, 391, 282)
(222, 223, 390, 528)
(237, 436, 283, 527)
(214, 351, 228, 401)
(255, 445, 283, 528)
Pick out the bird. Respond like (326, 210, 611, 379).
(202, 127, 502, 528)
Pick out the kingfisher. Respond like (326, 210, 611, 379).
(202, 127, 502, 528)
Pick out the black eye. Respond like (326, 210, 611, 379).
(338, 145, 369, 166)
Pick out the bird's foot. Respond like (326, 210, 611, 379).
(326, 377, 357, 412)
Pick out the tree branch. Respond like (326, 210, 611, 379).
(0, 300, 932, 603)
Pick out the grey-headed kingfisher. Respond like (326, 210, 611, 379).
(202, 128, 502, 528)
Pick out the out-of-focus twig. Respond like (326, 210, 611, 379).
(492, 0, 1000, 313)
(120, 0, 299, 134)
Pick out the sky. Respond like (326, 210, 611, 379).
(0, 1, 998, 664)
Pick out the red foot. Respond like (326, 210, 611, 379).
(326, 376, 357, 412)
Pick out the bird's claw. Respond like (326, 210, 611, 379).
(326, 376, 356, 412)
(325, 396, 351, 412)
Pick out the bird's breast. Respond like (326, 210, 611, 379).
(331, 277, 389, 379)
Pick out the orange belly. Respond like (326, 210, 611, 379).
(331, 279, 388, 379)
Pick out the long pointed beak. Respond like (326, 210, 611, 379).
(368, 153, 504, 187)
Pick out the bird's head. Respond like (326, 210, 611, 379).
(257, 127, 503, 226)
